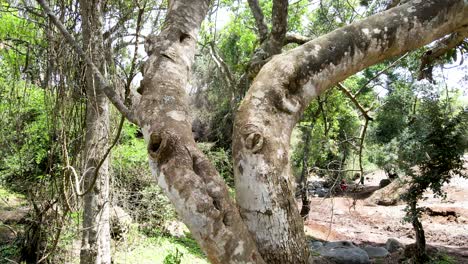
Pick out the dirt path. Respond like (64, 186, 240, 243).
(304, 172, 468, 262)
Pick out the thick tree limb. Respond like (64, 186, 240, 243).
(247, 0, 269, 41)
(243, 0, 290, 84)
(234, 0, 468, 262)
(36, 0, 139, 125)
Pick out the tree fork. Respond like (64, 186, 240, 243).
(136, 0, 265, 263)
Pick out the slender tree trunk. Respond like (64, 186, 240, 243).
(299, 127, 312, 218)
(79, 1, 111, 263)
(410, 201, 428, 263)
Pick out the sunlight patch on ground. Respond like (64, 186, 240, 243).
(114, 234, 208, 264)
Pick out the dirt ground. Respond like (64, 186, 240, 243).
(304, 171, 468, 263)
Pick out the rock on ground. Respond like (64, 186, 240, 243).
(110, 205, 132, 239)
(363, 245, 389, 258)
(385, 238, 403, 253)
(310, 240, 370, 264)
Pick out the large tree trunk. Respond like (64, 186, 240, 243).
(233, 0, 468, 263)
(136, 1, 264, 263)
(79, 1, 111, 263)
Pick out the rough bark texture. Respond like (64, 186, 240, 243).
(233, 0, 468, 263)
(136, 1, 264, 263)
(79, 1, 111, 263)
(410, 201, 429, 263)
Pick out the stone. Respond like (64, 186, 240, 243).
(110, 206, 132, 240)
(385, 238, 403, 253)
(0, 225, 16, 245)
(363, 246, 389, 258)
(379, 179, 392, 188)
(0, 207, 29, 224)
(308, 241, 324, 250)
(307, 181, 330, 197)
(324, 240, 357, 248)
(319, 247, 370, 264)
(163, 220, 189, 238)
(318, 241, 370, 264)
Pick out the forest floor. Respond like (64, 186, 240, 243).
(304, 170, 468, 263)
(0, 185, 207, 264)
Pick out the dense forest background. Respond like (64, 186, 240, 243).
(0, 0, 467, 263)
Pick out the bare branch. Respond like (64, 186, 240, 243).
(209, 42, 235, 87)
(102, 9, 134, 40)
(337, 83, 373, 121)
(355, 52, 409, 96)
(36, 0, 139, 125)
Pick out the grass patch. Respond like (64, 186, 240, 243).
(114, 228, 208, 264)
(0, 186, 26, 210)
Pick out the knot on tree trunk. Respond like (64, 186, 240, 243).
(242, 124, 264, 153)
(148, 132, 163, 159)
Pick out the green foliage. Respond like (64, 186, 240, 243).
(0, 85, 55, 192)
(111, 121, 177, 235)
(430, 253, 456, 264)
(291, 87, 363, 180)
(372, 82, 414, 143)
(365, 138, 399, 174)
(370, 82, 467, 260)
(0, 3, 44, 78)
(0, 240, 21, 262)
(113, 227, 208, 264)
(198, 142, 234, 187)
(400, 92, 466, 201)
(112, 121, 151, 188)
(306, 0, 362, 36)
(138, 185, 178, 236)
(163, 248, 183, 264)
